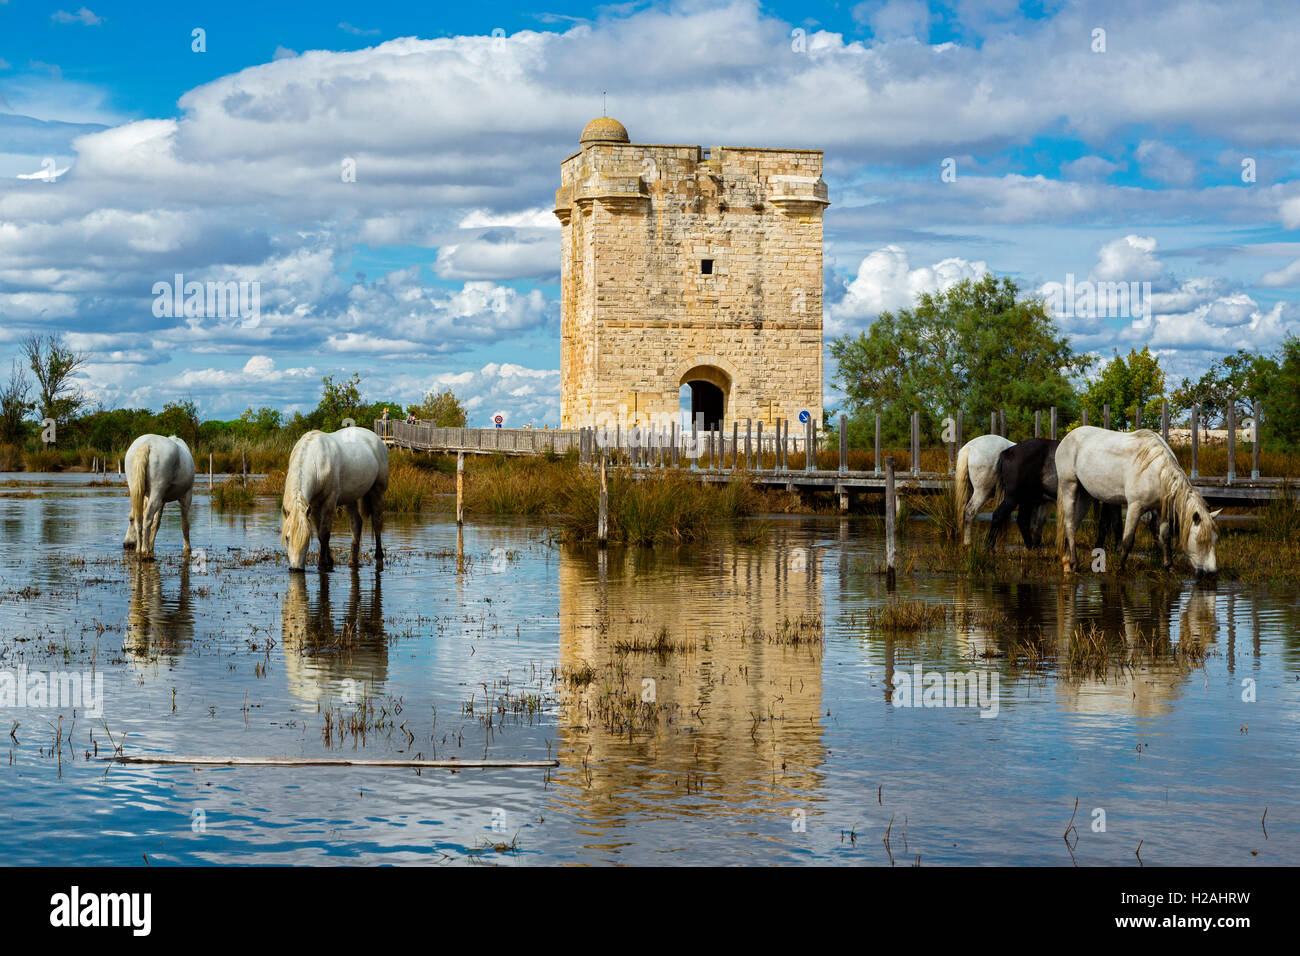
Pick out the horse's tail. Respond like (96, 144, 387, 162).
(129, 442, 150, 531)
(954, 446, 971, 539)
(1055, 484, 1066, 555)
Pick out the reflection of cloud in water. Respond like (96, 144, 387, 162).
(552, 535, 826, 826)
(280, 570, 387, 704)
(123, 560, 194, 667)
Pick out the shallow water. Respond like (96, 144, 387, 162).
(0, 476, 1296, 865)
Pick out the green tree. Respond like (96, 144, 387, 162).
(0, 360, 35, 443)
(313, 372, 365, 431)
(1080, 347, 1166, 430)
(409, 388, 468, 427)
(22, 333, 88, 425)
(1253, 335, 1300, 449)
(238, 406, 284, 438)
(1171, 348, 1276, 428)
(829, 274, 1088, 444)
(156, 400, 201, 447)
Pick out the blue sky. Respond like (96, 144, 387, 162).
(2, 0, 1299, 425)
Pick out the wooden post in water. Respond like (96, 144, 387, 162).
(990, 411, 996, 435)
(241, 451, 247, 487)
(597, 452, 608, 547)
(731, 421, 738, 471)
(874, 412, 881, 476)
(1161, 401, 1169, 444)
(1034, 410, 1041, 438)
(1252, 400, 1261, 479)
(670, 422, 678, 467)
(1049, 406, 1057, 440)
(911, 411, 920, 476)
(209, 453, 213, 492)
(1226, 400, 1236, 482)
(1190, 404, 1200, 478)
(1081, 408, 1088, 427)
(884, 456, 897, 588)
(999, 409, 1006, 438)
(745, 419, 753, 470)
(839, 414, 847, 474)
(691, 414, 701, 470)
(756, 420, 764, 472)
(1103, 404, 1111, 430)
(456, 452, 464, 526)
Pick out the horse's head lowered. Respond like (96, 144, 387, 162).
(1178, 498, 1221, 578)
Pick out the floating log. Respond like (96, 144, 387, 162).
(103, 755, 558, 769)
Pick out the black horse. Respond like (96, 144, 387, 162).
(987, 438, 1058, 549)
(988, 436, 1150, 554)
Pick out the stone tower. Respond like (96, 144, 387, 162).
(554, 117, 828, 431)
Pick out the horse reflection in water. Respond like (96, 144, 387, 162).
(280, 569, 387, 704)
(951, 578, 1221, 716)
(123, 560, 195, 667)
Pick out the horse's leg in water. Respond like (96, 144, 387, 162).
(367, 486, 385, 569)
(1157, 512, 1174, 570)
(346, 501, 363, 568)
(986, 491, 1019, 550)
(963, 479, 988, 547)
(141, 493, 164, 560)
(1058, 477, 1080, 571)
(180, 490, 192, 555)
(1094, 502, 1118, 551)
(1117, 500, 1144, 572)
(1029, 502, 1051, 549)
(314, 496, 337, 572)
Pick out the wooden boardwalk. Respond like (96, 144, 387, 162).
(376, 419, 1291, 507)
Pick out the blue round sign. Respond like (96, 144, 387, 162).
(798, 410, 810, 424)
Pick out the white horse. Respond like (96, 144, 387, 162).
(954, 434, 1014, 545)
(282, 426, 388, 572)
(123, 434, 195, 560)
(1056, 426, 1220, 577)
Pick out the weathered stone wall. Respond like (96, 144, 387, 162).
(556, 136, 827, 430)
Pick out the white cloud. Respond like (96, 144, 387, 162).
(51, 8, 103, 26)
(829, 245, 987, 334)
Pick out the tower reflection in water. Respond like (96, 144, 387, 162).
(552, 534, 827, 829)
(280, 570, 387, 704)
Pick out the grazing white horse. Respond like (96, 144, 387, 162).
(123, 434, 195, 560)
(954, 434, 1014, 545)
(282, 426, 388, 572)
(1056, 426, 1220, 576)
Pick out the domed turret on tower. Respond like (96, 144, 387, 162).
(580, 116, 629, 145)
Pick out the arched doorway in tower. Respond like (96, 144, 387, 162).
(678, 365, 730, 430)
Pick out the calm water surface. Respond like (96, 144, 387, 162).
(0, 475, 1296, 865)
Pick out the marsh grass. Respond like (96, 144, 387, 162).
(1009, 621, 1211, 683)
(865, 599, 1009, 632)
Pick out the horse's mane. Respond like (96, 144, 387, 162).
(1131, 429, 1211, 548)
(281, 431, 322, 554)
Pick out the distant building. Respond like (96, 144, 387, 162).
(555, 117, 828, 431)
